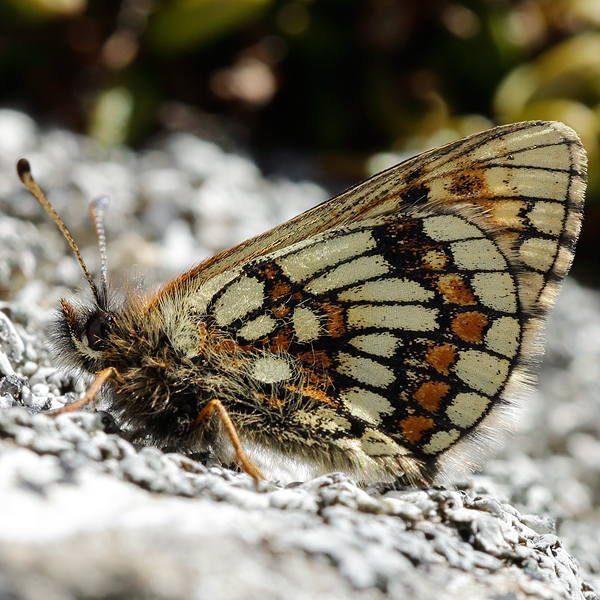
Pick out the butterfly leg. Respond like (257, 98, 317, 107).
(193, 399, 265, 484)
(47, 367, 118, 415)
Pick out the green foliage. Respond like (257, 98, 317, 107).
(147, 0, 274, 56)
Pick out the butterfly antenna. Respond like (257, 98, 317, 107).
(16, 158, 102, 307)
(90, 196, 110, 301)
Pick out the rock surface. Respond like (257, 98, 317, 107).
(0, 109, 598, 599)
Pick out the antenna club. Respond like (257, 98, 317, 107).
(16, 157, 105, 310)
(16, 158, 32, 184)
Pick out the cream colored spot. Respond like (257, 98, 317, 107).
(350, 332, 400, 357)
(306, 255, 389, 295)
(277, 231, 376, 282)
(484, 166, 569, 201)
(454, 350, 510, 396)
(337, 353, 395, 388)
(451, 239, 507, 271)
(446, 393, 490, 428)
(332, 437, 365, 456)
(294, 406, 352, 432)
(338, 278, 434, 303)
(519, 237, 557, 272)
(471, 272, 517, 313)
(487, 199, 526, 229)
(422, 429, 460, 454)
(293, 307, 321, 342)
(340, 387, 394, 425)
(213, 276, 265, 326)
(194, 267, 243, 314)
(238, 315, 277, 341)
(527, 201, 565, 236)
(427, 177, 453, 203)
(423, 249, 448, 270)
(485, 316, 520, 358)
(504, 143, 571, 171)
(360, 429, 401, 456)
(517, 271, 545, 309)
(347, 305, 438, 331)
(422, 215, 484, 241)
(251, 355, 292, 384)
(499, 124, 564, 153)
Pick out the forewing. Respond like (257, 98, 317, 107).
(193, 121, 585, 310)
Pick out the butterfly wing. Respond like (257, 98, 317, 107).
(194, 121, 585, 297)
(172, 121, 585, 484)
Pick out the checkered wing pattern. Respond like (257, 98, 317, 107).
(190, 121, 585, 484)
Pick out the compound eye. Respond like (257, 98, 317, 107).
(85, 312, 112, 351)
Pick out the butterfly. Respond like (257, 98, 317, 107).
(18, 120, 586, 486)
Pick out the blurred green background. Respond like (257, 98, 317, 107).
(1, 0, 600, 282)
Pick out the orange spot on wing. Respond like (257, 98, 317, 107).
(271, 279, 292, 299)
(318, 302, 346, 337)
(296, 350, 333, 370)
(452, 311, 489, 343)
(448, 168, 488, 198)
(285, 382, 338, 407)
(399, 415, 434, 444)
(272, 303, 290, 319)
(301, 366, 333, 391)
(257, 263, 279, 279)
(266, 327, 293, 352)
(437, 273, 476, 305)
(259, 263, 293, 297)
(413, 381, 450, 413)
(213, 336, 239, 354)
(426, 343, 456, 374)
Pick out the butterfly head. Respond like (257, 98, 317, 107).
(50, 293, 115, 375)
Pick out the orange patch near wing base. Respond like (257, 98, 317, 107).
(256, 263, 280, 281)
(452, 311, 489, 343)
(195, 320, 208, 355)
(413, 381, 450, 413)
(284, 383, 338, 407)
(258, 264, 293, 317)
(266, 327, 293, 353)
(212, 335, 239, 355)
(296, 350, 333, 370)
(272, 303, 290, 319)
(304, 367, 333, 391)
(271, 279, 292, 299)
(399, 415, 434, 444)
(318, 302, 346, 337)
